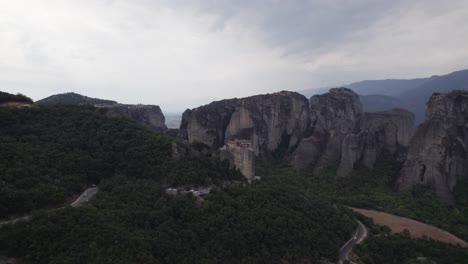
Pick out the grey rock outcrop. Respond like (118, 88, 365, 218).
(308, 88, 364, 173)
(179, 88, 415, 177)
(106, 104, 168, 132)
(396, 90, 468, 202)
(336, 109, 415, 176)
(336, 131, 368, 176)
(360, 109, 415, 166)
(178, 91, 309, 156)
(291, 88, 415, 176)
(178, 99, 238, 148)
(291, 88, 365, 172)
(336, 108, 415, 176)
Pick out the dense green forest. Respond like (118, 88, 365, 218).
(0, 105, 241, 218)
(0, 178, 356, 263)
(255, 158, 468, 263)
(257, 158, 468, 242)
(0, 92, 33, 104)
(0, 103, 359, 263)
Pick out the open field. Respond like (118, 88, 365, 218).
(352, 207, 468, 248)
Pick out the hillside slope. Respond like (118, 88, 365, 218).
(0, 105, 238, 218)
(37, 92, 117, 106)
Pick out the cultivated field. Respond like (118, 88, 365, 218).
(352, 207, 468, 248)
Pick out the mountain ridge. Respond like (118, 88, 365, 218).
(298, 68, 468, 122)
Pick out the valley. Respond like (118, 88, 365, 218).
(0, 80, 467, 263)
(1, 1, 468, 262)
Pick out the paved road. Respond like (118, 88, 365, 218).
(0, 187, 98, 227)
(338, 220, 367, 264)
(71, 187, 98, 207)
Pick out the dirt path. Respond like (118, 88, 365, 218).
(351, 207, 468, 248)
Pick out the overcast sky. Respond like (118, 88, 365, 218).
(1, 0, 468, 112)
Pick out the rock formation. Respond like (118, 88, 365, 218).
(178, 99, 237, 148)
(180, 88, 415, 177)
(106, 104, 168, 132)
(309, 88, 364, 173)
(178, 91, 309, 156)
(360, 109, 415, 166)
(396, 90, 468, 202)
(291, 88, 415, 176)
(336, 108, 415, 176)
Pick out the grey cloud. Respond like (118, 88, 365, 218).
(162, 0, 405, 55)
(1, 0, 467, 113)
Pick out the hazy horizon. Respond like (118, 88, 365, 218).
(2, 1, 468, 112)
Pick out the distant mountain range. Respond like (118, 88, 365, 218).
(34, 68, 468, 124)
(299, 69, 468, 122)
(358, 94, 408, 113)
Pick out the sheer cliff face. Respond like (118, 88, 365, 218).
(291, 89, 415, 176)
(336, 109, 415, 176)
(178, 99, 237, 148)
(307, 88, 364, 172)
(310, 88, 363, 136)
(178, 91, 309, 155)
(179, 88, 415, 177)
(226, 92, 310, 154)
(107, 105, 168, 132)
(397, 90, 468, 202)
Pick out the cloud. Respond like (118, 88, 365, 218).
(178, 0, 404, 53)
(0, 0, 467, 112)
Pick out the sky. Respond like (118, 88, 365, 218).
(1, 0, 468, 112)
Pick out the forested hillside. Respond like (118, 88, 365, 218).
(0, 178, 356, 263)
(0, 101, 360, 263)
(0, 105, 240, 218)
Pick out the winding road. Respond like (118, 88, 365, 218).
(0, 187, 98, 227)
(70, 187, 98, 207)
(293, 192, 368, 263)
(338, 220, 367, 264)
(3, 186, 366, 263)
